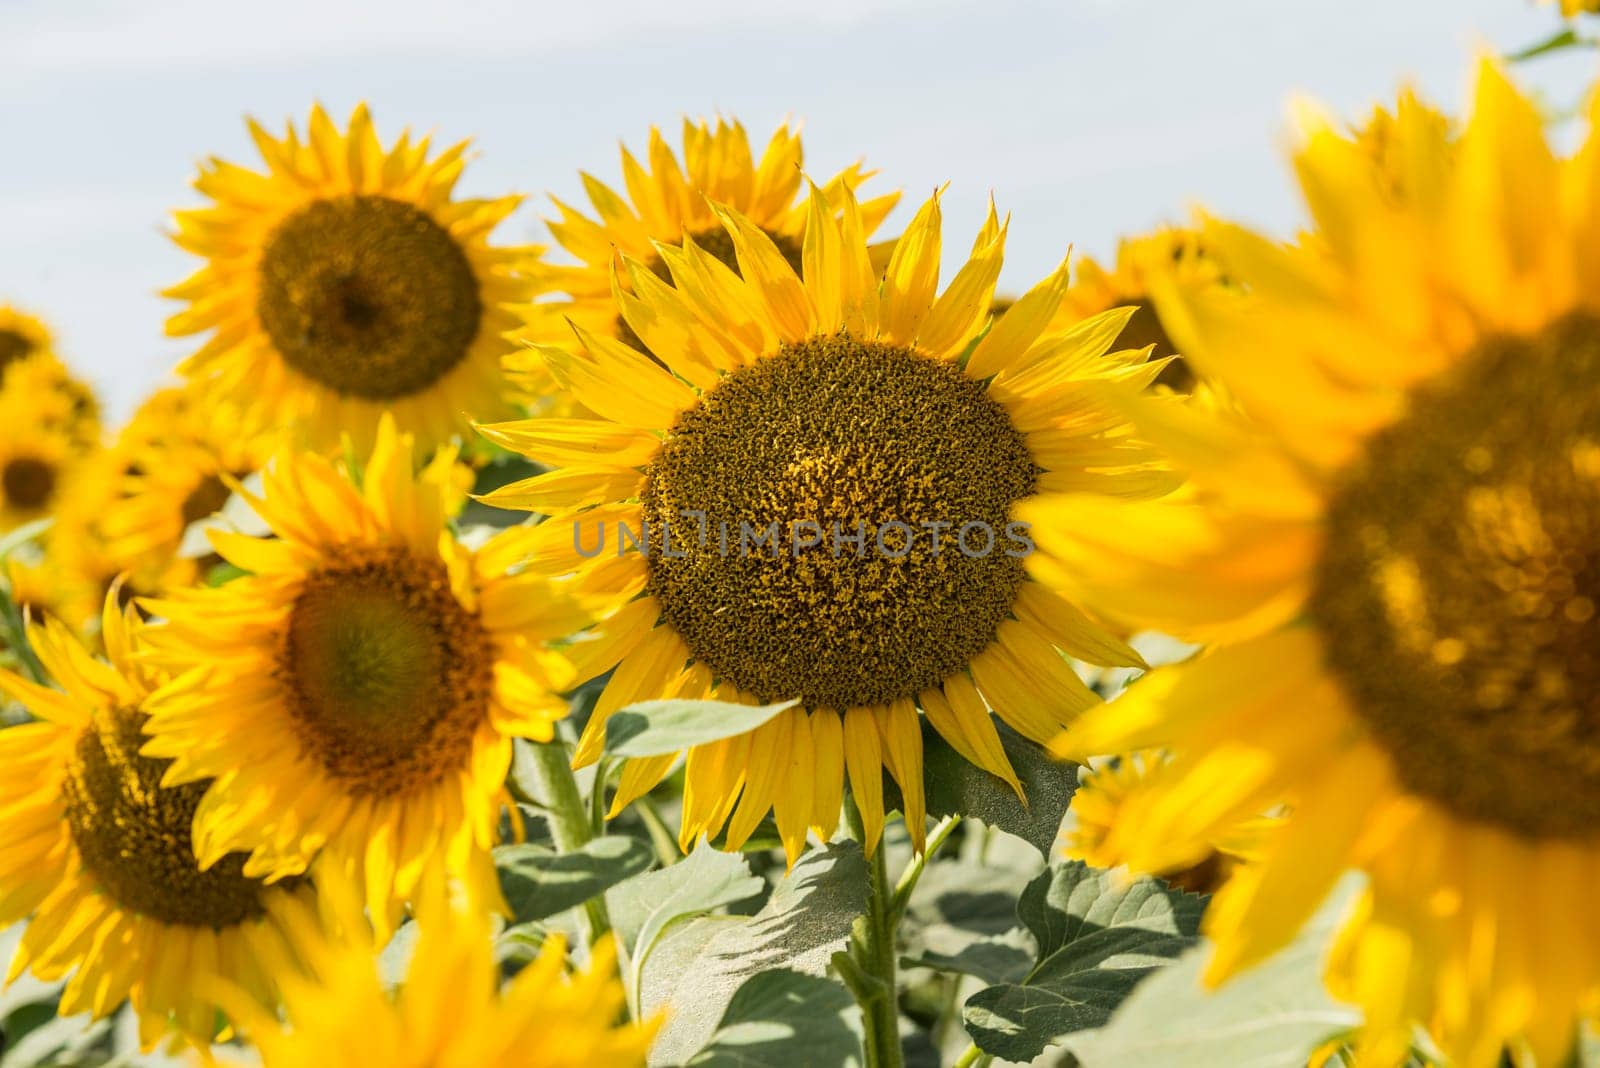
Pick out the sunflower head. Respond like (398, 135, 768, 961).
(139, 415, 578, 928)
(0, 392, 93, 530)
(479, 181, 1173, 863)
(1030, 61, 1600, 1068)
(165, 104, 542, 451)
(1064, 752, 1268, 896)
(0, 592, 317, 1051)
(0, 306, 98, 446)
(504, 117, 900, 409)
(1053, 228, 1223, 393)
(0, 351, 101, 449)
(0, 304, 53, 371)
(99, 385, 275, 592)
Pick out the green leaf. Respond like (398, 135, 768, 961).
(685, 970, 863, 1068)
(909, 933, 1034, 987)
(960, 860, 1205, 1062)
(890, 718, 1078, 858)
(1508, 27, 1585, 62)
(1065, 878, 1363, 1068)
(0, 1007, 111, 1068)
(494, 836, 656, 924)
(900, 858, 1039, 986)
(644, 841, 870, 1064)
(605, 698, 798, 758)
(495, 920, 554, 972)
(607, 842, 765, 1009)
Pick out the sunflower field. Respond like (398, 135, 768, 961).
(1, 3, 1599, 1066)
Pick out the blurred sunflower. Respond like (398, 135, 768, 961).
(0, 306, 99, 446)
(223, 878, 657, 1068)
(1347, 90, 1455, 204)
(477, 184, 1172, 862)
(0, 304, 51, 369)
(5, 356, 101, 448)
(99, 386, 274, 592)
(165, 104, 541, 452)
(0, 397, 84, 530)
(2, 552, 100, 644)
(0, 593, 319, 1051)
(1029, 64, 1600, 1067)
(1053, 228, 1222, 393)
(1064, 751, 1268, 896)
(506, 118, 898, 406)
(139, 416, 581, 928)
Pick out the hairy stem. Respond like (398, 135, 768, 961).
(845, 796, 905, 1068)
(522, 738, 613, 946)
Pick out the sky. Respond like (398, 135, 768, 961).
(0, 0, 1593, 421)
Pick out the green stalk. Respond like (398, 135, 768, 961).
(636, 796, 681, 867)
(889, 815, 960, 921)
(950, 1043, 991, 1068)
(844, 797, 905, 1068)
(523, 738, 612, 946)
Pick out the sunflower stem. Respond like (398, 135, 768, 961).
(889, 815, 960, 923)
(844, 795, 904, 1068)
(636, 796, 681, 867)
(524, 738, 613, 948)
(950, 1043, 991, 1068)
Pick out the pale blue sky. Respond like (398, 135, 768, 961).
(0, 0, 1591, 420)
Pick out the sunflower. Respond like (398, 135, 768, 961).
(505, 118, 898, 407)
(0, 305, 99, 446)
(1051, 228, 1224, 394)
(476, 183, 1173, 863)
(164, 104, 541, 452)
(0, 393, 87, 530)
(0, 592, 319, 1051)
(223, 877, 657, 1068)
(2, 352, 100, 449)
(138, 416, 581, 929)
(99, 386, 275, 592)
(1027, 63, 1600, 1066)
(1064, 751, 1268, 896)
(1346, 91, 1455, 205)
(0, 303, 51, 369)
(1, 551, 101, 646)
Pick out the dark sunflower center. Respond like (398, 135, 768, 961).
(617, 225, 805, 353)
(0, 329, 35, 371)
(640, 335, 1038, 711)
(180, 473, 235, 528)
(1110, 297, 1192, 392)
(1313, 313, 1600, 838)
(63, 706, 271, 928)
(3, 457, 56, 511)
(278, 547, 494, 794)
(255, 194, 482, 400)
